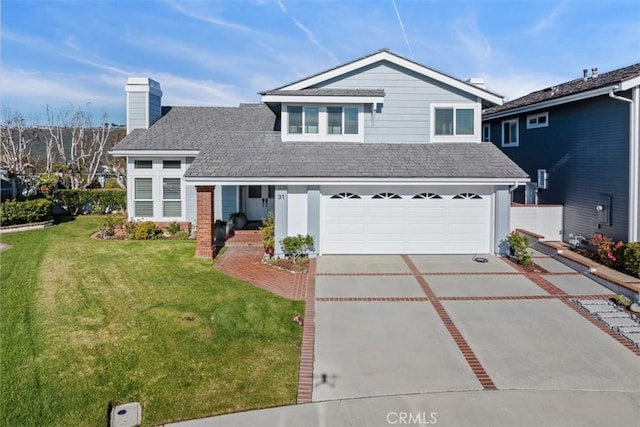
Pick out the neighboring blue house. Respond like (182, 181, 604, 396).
(483, 64, 640, 244)
(111, 50, 528, 258)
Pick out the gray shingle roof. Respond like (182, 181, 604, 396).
(186, 138, 527, 179)
(111, 104, 276, 151)
(260, 88, 385, 97)
(112, 103, 526, 180)
(484, 63, 640, 115)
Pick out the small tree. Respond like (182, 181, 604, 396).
(260, 211, 275, 253)
(506, 231, 532, 267)
(280, 234, 314, 264)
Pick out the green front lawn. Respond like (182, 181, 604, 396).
(0, 216, 304, 426)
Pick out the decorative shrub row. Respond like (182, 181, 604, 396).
(588, 233, 640, 278)
(0, 198, 53, 226)
(53, 189, 126, 215)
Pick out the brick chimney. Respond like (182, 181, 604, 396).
(125, 77, 162, 134)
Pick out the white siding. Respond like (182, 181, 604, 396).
(314, 62, 477, 143)
(127, 92, 148, 131)
(185, 184, 196, 223)
(287, 186, 308, 236)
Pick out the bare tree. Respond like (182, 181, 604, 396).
(47, 105, 112, 189)
(1, 112, 34, 197)
(1, 112, 34, 175)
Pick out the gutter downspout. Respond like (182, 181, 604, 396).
(609, 86, 639, 242)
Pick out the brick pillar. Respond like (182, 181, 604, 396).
(195, 185, 216, 258)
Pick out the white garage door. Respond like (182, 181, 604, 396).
(321, 186, 492, 254)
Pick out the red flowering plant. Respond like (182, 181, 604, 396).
(588, 233, 625, 269)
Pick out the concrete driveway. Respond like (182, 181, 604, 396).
(168, 253, 640, 427)
(313, 254, 639, 401)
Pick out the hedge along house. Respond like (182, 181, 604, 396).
(111, 50, 528, 258)
(483, 63, 640, 244)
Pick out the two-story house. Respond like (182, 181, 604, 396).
(111, 49, 528, 258)
(483, 64, 640, 244)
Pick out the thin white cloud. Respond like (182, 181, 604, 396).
(273, 1, 338, 64)
(291, 17, 339, 64)
(453, 14, 492, 63)
(154, 73, 251, 107)
(1, 68, 123, 110)
(484, 71, 564, 102)
(275, 0, 287, 13)
(391, 0, 414, 59)
(531, 3, 566, 33)
(166, 0, 261, 34)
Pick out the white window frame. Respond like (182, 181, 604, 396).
(526, 112, 549, 129)
(282, 103, 364, 142)
(430, 103, 481, 143)
(482, 124, 491, 142)
(501, 118, 519, 147)
(127, 157, 186, 221)
(162, 177, 182, 218)
(134, 177, 154, 218)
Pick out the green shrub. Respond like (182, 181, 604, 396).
(615, 294, 632, 308)
(260, 211, 275, 251)
(97, 216, 124, 239)
(122, 221, 137, 240)
(53, 189, 126, 215)
(165, 221, 181, 236)
(104, 180, 121, 189)
(624, 242, 640, 278)
(0, 198, 53, 226)
(280, 234, 314, 263)
(589, 233, 625, 269)
(133, 221, 162, 240)
(506, 231, 532, 267)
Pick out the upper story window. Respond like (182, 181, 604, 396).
(283, 104, 363, 142)
(434, 107, 474, 136)
(327, 106, 359, 135)
(134, 160, 152, 169)
(431, 104, 480, 143)
(501, 119, 519, 147)
(482, 124, 491, 142)
(526, 112, 548, 129)
(288, 106, 319, 134)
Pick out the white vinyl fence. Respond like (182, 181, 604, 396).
(510, 204, 563, 241)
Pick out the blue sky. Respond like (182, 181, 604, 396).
(2, 0, 639, 125)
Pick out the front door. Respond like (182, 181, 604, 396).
(246, 185, 275, 221)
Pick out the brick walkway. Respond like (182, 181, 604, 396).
(213, 231, 307, 301)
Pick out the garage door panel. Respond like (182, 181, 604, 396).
(321, 186, 491, 254)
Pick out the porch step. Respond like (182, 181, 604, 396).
(225, 230, 263, 247)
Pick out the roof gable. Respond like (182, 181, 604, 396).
(268, 49, 503, 106)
